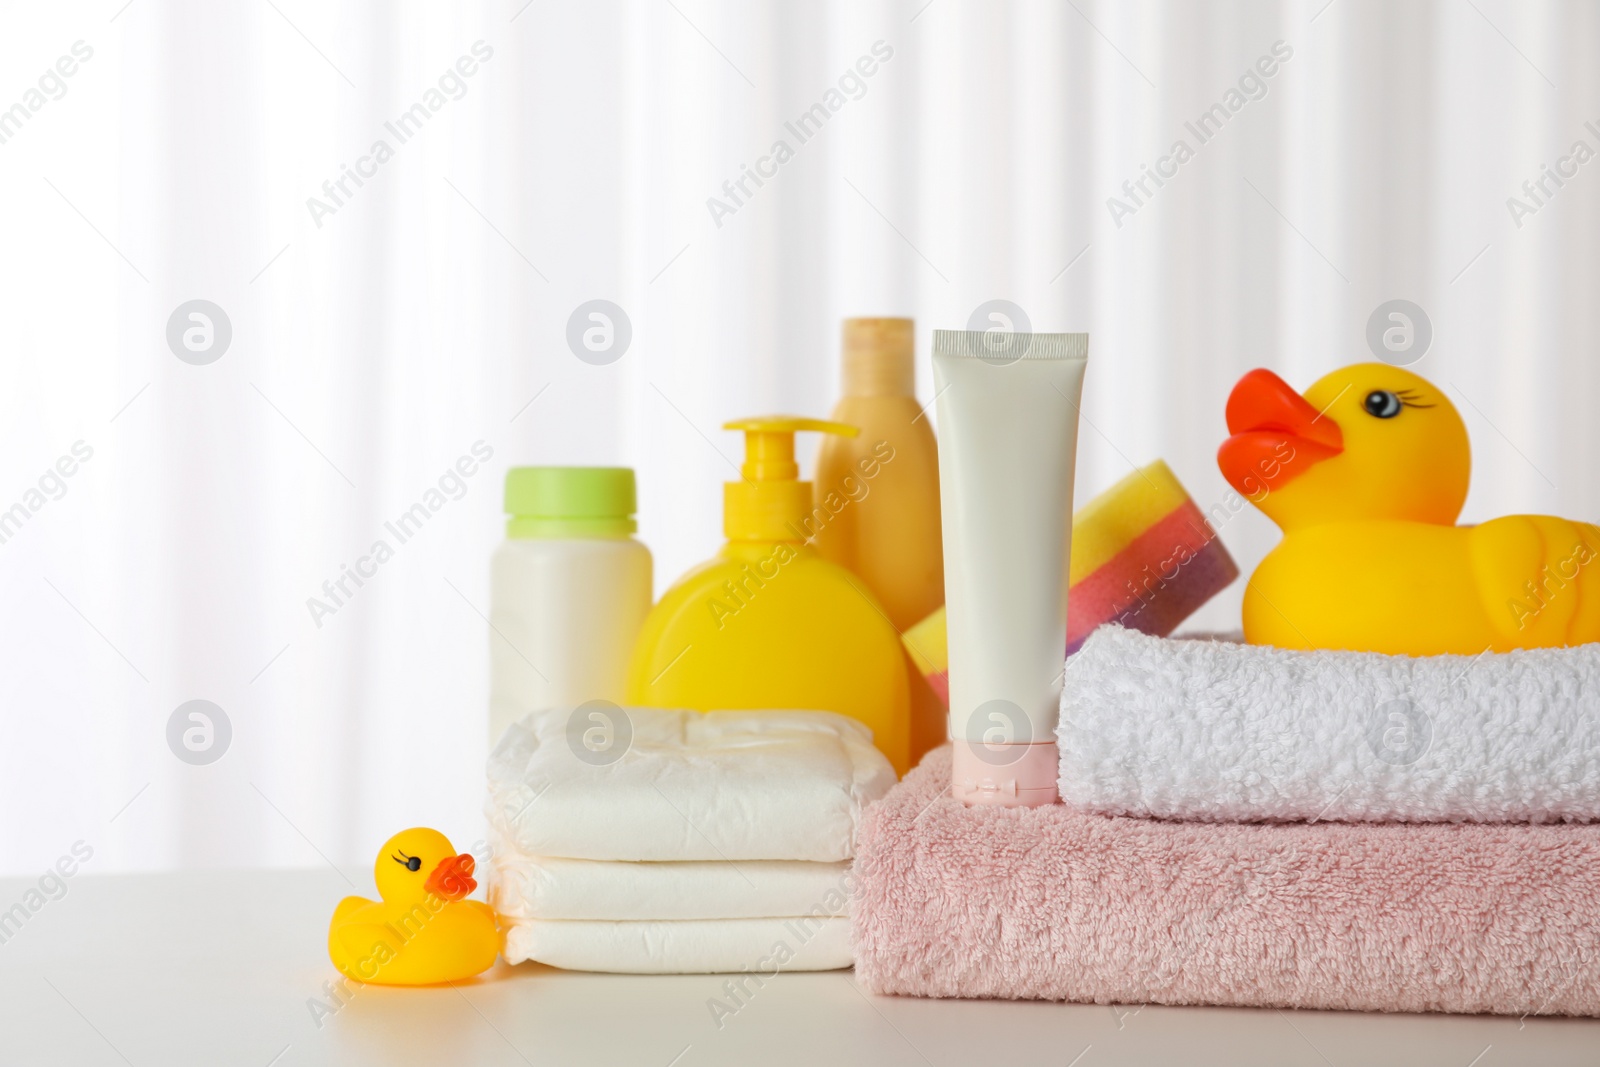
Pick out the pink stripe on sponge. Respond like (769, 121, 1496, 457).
(900, 464, 1240, 705)
(853, 748, 1600, 1014)
(1066, 499, 1236, 651)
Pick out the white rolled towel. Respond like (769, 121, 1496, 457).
(1057, 625, 1600, 823)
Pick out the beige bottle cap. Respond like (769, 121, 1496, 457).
(842, 318, 914, 397)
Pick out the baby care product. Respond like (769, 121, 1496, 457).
(813, 318, 946, 765)
(852, 745, 1600, 1016)
(1220, 363, 1600, 655)
(328, 828, 496, 986)
(489, 467, 652, 745)
(813, 319, 943, 627)
(902, 460, 1239, 706)
(932, 330, 1088, 807)
(625, 417, 911, 775)
(1060, 625, 1600, 825)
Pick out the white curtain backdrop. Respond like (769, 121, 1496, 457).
(2, 0, 1596, 875)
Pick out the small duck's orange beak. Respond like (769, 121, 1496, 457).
(1218, 368, 1344, 497)
(425, 853, 477, 901)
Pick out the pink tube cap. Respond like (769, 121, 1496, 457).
(951, 740, 1059, 807)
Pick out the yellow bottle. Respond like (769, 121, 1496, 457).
(625, 416, 911, 775)
(812, 319, 945, 766)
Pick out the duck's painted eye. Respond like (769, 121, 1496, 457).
(1363, 390, 1402, 418)
(393, 851, 423, 872)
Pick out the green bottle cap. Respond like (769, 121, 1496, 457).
(504, 467, 637, 538)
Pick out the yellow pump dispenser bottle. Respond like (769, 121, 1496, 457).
(625, 416, 911, 775)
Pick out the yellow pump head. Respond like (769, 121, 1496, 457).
(722, 416, 857, 541)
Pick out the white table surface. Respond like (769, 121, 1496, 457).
(3, 869, 1596, 1067)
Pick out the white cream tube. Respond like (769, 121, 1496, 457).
(932, 329, 1088, 806)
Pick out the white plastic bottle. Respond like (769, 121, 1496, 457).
(489, 467, 652, 746)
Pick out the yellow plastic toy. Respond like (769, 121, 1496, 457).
(1218, 362, 1600, 655)
(625, 416, 911, 775)
(327, 828, 499, 986)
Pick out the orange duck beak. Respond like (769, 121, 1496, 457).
(425, 853, 477, 901)
(1217, 368, 1344, 496)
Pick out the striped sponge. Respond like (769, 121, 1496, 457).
(903, 460, 1238, 707)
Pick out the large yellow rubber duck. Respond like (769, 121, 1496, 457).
(327, 828, 500, 985)
(1218, 363, 1600, 655)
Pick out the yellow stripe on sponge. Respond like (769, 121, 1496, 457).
(904, 459, 1231, 689)
(1066, 460, 1190, 585)
(903, 604, 948, 678)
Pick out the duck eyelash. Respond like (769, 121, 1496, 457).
(1392, 390, 1435, 409)
(392, 851, 411, 867)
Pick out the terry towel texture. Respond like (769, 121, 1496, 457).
(1059, 626, 1600, 823)
(852, 747, 1600, 1014)
(486, 707, 895, 862)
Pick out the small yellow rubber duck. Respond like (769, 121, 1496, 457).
(1218, 362, 1600, 655)
(327, 828, 500, 986)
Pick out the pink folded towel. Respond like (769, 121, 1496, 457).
(852, 748, 1600, 1015)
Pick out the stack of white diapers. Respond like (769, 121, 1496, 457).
(485, 707, 896, 974)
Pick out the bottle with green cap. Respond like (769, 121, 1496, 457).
(624, 416, 910, 775)
(489, 467, 652, 745)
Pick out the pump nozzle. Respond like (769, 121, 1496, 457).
(721, 416, 858, 542)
